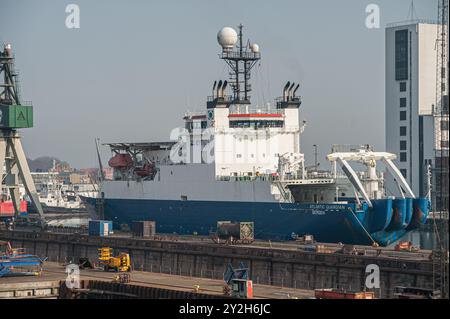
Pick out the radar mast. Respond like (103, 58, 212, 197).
(218, 24, 261, 105)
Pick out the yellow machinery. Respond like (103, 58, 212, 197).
(98, 247, 132, 272)
(112, 273, 131, 283)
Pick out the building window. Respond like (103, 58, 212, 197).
(395, 30, 409, 81)
(400, 140, 407, 150)
(400, 152, 407, 162)
(400, 111, 407, 121)
(400, 82, 407, 92)
(441, 140, 449, 148)
(441, 120, 449, 131)
(400, 97, 407, 108)
(400, 126, 407, 136)
(400, 169, 407, 178)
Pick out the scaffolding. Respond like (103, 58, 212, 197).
(432, 0, 449, 299)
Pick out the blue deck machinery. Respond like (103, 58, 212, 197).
(0, 241, 45, 278)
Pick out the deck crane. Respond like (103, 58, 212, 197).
(327, 148, 416, 208)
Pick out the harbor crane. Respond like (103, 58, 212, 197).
(0, 44, 46, 228)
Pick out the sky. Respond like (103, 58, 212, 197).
(0, 0, 438, 168)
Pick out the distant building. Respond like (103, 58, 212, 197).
(385, 20, 448, 209)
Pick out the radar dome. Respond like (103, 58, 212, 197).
(250, 43, 260, 53)
(217, 27, 238, 49)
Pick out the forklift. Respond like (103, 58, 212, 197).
(98, 247, 132, 272)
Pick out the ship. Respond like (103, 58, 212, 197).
(81, 25, 430, 246)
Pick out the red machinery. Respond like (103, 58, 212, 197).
(109, 153, 156, 178)
(0, 200, 27, 217)
(134, 163, 156, 178)
(108, 154, 133, 170)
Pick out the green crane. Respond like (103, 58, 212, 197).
(0, 43, 46, 228)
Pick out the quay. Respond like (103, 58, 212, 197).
(0, 229, 437, 298)
(0, 261, 314, 299)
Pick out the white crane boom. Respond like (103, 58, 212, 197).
(336, 158, 373, 208)
(382, 158, 416, 198)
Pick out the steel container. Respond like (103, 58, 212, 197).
(217, 221, 254, 241)
(88, 220, 113, 236)
(131, 221, 156, 237)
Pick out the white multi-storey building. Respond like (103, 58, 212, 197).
(385, 21, 448, 199)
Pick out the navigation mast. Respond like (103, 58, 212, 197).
(218, 24, 261, 105)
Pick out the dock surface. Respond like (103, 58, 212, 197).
(0, 262, 314, 299)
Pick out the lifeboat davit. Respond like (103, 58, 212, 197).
(108, 154, 133, 170)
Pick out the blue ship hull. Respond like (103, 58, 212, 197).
(81, 196, 430, 246)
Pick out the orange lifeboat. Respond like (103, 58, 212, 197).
(108, 154, 133, 170)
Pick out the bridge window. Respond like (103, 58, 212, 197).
(229, 120, 284, 129)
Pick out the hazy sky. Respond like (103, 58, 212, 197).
(0, 0, 437, 168)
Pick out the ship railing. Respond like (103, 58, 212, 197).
(184, 111, 206, 118)
(214, 125, 300, 132)
(216, 172, 308, 182)
(228, 108, 284, 115)
(306, 171, 336, 179)
(216, 174, 281, 182)
(330, 144, 373, 153)
(220, 51, 261, 60)
(229, 123, 285, 129)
